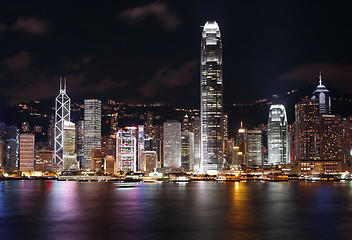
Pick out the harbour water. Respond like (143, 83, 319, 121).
(1, 180, 352, 240)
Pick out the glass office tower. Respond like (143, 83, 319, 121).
(268, 104, 290, 165)
(200, 21, 223, 174)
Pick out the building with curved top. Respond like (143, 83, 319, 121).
(200, 21, 223, 175)
(268, 104, 290, 165)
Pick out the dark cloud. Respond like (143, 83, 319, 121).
(0, 71, 54, 105)
(138, 59, 198, 98)
(65, 57, 93, 70)
(119, 1, 181, 29)
(13, 17, 50, 35)
(3, 51, 30, 71)
(277, 62, 352, 93)
(0, 22, 6, 31)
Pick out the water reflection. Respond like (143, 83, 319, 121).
(1, 181, 352, 240)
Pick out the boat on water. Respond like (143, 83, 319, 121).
(124, 175, 141, 182)
(262, 175, 289, 181)
(170, 176, 191, 182)
(142, 177, 158, 183)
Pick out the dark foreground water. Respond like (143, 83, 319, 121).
(1, 181, 352, 240)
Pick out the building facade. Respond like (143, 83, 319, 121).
(237, 124, 248, 166)
(320, 115, 341, 160)
(140, 151, 158, 173)
(116, 128, 137, 172)
(19, 133, 35, 171)
(181, 131, 195, 172)
(163, 120, 181, 169)
(76, 120, 84, 169)
(295, 99, 320, 160)
(63, 121, 77, 170)
(248, 130, 263, 166)
(5, 126, 19, 170)
(83, 99, 101, 170)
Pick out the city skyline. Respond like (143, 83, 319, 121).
(2, 3, 352, 240)
(0, 2, 352, 176)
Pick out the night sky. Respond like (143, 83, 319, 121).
(1, 0, 352, 110)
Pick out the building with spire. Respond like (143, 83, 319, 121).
(54, 78, 70, 167)
(311, 72, 331, 115)
(200, 21, 223, 175)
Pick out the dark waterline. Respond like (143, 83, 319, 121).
(1, 180, 352, 240)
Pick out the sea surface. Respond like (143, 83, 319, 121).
(1, 180, 352, 240)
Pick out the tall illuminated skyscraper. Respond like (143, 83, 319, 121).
(83, 99, 101, 170)
(54, 78, 70, 166)
(268, 104, 290, 165)
(200, 21, 223, 175)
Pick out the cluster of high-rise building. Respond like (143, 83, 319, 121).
(226, 73, 352, 174)
(1, 22, 351, 177)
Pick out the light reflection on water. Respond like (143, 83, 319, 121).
(1, 181, 352, 239)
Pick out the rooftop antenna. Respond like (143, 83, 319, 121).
(319, 71, 322, 86)
(59, 77, 67, 92)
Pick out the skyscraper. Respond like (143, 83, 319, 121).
(83, 99, 101, 170)
(192, 117, 201, 172)
(311, 72, 331, 115)
(19, 133, 35, 171)
(54, 78, 70, 166)
(140, 151, 158, 173)
(137, 125, 145, 171)
(116, 127, 137, 172)
(181, 131, 195, 172)
(236, 123, 249, 166)
(341, 115, 352, 163)
(295, 99, 320, 160)
(5, 126, 19, 170)
(76, 120, 84, 169)
(200, 21, 223, 175)
(320, 115, 341, 160)
(248, 130, 263, 166)
(268, 105, 290, 165)
(63, 121, 77, 170)
(163, 120, 181, 169)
